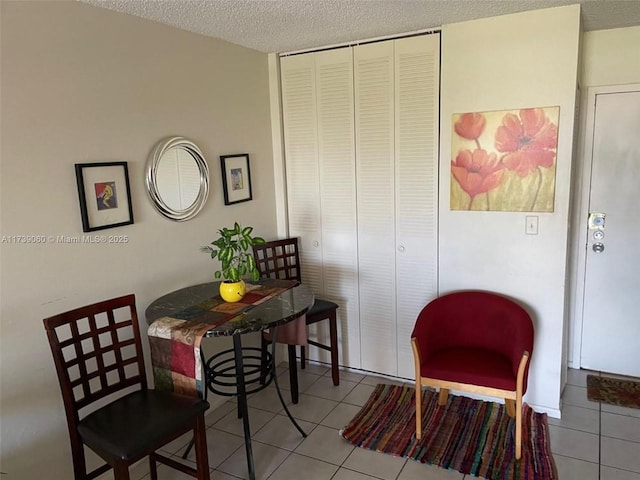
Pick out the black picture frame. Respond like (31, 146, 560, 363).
(75, 162, 134, 232)
(220, 154, 253, 205)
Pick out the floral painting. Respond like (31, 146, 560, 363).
(450, 107, 560, 212)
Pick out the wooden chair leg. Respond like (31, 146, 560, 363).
(300, 345, 306, 370)
(194, 414, 211, 480)
(438, 388, 449, 406)
(515, 395, 523, 460)
(329, 312, 339, 386)
(288, 345, 299, 404)
(113, 461, 131, 480)
(505, 398, 516, 418)
(415, 383, 422, 440)
(259, 334, 270, 385)
(148, 455, 158, 480)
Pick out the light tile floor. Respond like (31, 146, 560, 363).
(116, 365, 640, 480)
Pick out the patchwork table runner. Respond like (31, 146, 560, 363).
(148, 281, 298, 397)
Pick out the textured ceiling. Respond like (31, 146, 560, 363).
(78, 0, 640, 53)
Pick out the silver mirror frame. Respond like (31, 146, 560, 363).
(145, 136, 210, 221)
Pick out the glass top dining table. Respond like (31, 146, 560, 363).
(144, 278, 314, 336)
(144, 278, 314, 480)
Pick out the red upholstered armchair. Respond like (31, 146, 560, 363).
(410, 291, 534, 460)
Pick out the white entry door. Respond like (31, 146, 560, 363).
(580, 87, 640, 377)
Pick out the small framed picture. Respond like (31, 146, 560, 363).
(220, 154, 252, 205)
(75, 162, 134, 232)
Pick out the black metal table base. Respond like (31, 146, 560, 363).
(182, 325, 307, 480)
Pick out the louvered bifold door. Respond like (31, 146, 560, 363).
(281, 35, 439, 377)
(281, 49, 359, 368)
(280, 53, 324, 295)
(354, 41, 397, 375)
(314, 48, 359, 367)
(394, 34, 440, 379)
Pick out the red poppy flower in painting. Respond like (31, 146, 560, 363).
(452, 148, 505, 203)
(495, 108, 558, 177)
(454, 113, 486, 141)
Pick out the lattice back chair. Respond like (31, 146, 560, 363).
(43, 294, 210, 480)
(253, 238, 339, 403)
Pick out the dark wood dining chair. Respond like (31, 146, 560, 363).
(43, 294, 211, 480)
(253, 237, 339, 403)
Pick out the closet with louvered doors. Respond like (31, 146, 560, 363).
(280, 47, 361, 370)
(280, 33, 440, 379)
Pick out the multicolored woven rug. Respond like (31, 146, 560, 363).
(341, 384, 557, 480)
(587, 375, 640, 409)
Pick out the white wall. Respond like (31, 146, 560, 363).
(0, 2, 275, 478)
(580, 26, 640, 87)
(568, 26, 640, 368)
(439, 5, 581, 416)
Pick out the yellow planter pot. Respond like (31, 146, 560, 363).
(219, 280, 246, 303)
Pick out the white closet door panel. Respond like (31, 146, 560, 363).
(281, 35, 441, 378)
(280, 54, 323, 293)
(394, 35, 440, 379)
(354, 41, 397, 375)
(315, 48, 360, 367)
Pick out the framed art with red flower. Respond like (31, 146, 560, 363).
(450, 106, 560, 212)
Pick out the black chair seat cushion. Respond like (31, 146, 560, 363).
(78, 390, 209, 461)
(306, 299, 338, 323)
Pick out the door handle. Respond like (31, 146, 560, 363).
(592, 242, 605, 253)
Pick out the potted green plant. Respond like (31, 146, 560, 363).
(204, 222, 265, 302)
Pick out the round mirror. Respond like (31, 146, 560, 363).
(146, 136, 209, 221)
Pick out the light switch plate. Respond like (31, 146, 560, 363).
(526, 216, 539, 235)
